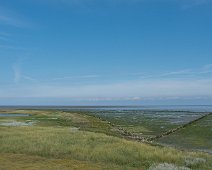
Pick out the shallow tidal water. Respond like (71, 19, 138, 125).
(0, 113, 29, 117)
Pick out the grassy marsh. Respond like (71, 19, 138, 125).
(0, 109, 211, 169)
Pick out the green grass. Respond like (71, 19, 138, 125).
(1, 126, 212, 169)
(0, 109, 212, 169)
(0, 153, 122, 170)
(156, 114, 212, 152)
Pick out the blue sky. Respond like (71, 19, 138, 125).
(0, 0, 212, 105)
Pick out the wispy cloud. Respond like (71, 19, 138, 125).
(0, 6, 33, 28)
(12, 62, 38, 84)
(180, 0, 208, 9)
(1, 64, 212, 102)
(53, 75, 100, 81)
(22, 75, 38, 83)
(136, 66, 212, 80)
(159, 69, 192, 76)
(0, 45, 27, 50)
(0, 15, 26, 28)
(12, 63, 21, 84)
(138, 69, 192, 79)
(28, 0, 210, 8)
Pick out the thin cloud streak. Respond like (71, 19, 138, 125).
(51, 67, 209, 82)
(12, 65, 212, 85)
(28, 0, 210, 8)
(0, 15, 26, 28)
(0, 6, 34, 28)
(2, 64, 212, 101)
(12, 64, 21, 84)
(22, 75, 38, 83)
(53, 75, 100, 81)
(138, 67, 212, 80)
(138, 69, 192, 79)
(0, 45, 27, 50)
(180, 0, 208, 9)
(12, 62, 38, 84)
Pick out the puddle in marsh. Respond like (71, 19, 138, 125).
(70, 127, 79, 133)
(0, 113, 29, 117)
(0, 120, 36, 126)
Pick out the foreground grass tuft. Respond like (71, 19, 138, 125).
(149, 163, 190, 170)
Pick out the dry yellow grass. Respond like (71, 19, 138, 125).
(0, 153, 125, 170)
